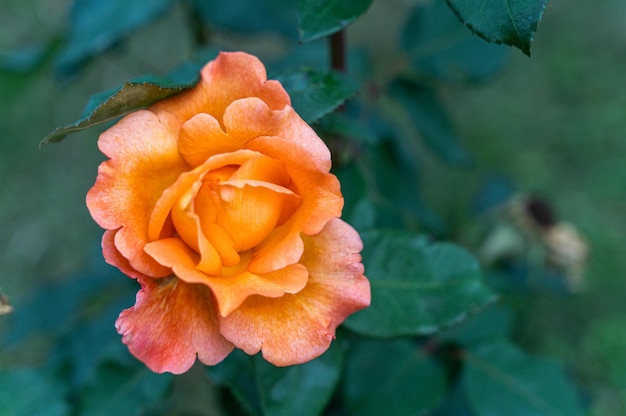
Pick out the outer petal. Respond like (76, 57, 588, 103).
(116, 276, 234, 374)
(223, 98, 331, 172)
(101, 230, 150, 280)
(151, 52, 290, 124)
(86, 110, 188, 277)
(219, 218, 370, 366)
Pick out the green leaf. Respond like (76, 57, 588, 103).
(276, 69, 358, 124)
(344, 230, 498, 337)
(362, 140, 446, 234)
(435, 303, 512, 346)
(346, 198, 377, 232)
(208, 345, 344, 416)
(269, 40, 371, 80)
(59, 296, 137, 389)
(317, 112, 378, 145)
(255, 343, 344, 416)
(55, 0, 174, 76)
(298, 0, 373, 42)
(79, 362, 173, 416)
(3, 262, 132, 345)
(193, 0, 297, 37)
(0, 368, 69, 416)
(464, 340, 584, 416)
(445, 0, 549, 56)
(333, 161, 376, 232)
(401, 1, 507, 83)
(41, 74, 198, 145)
(207, 350, 262, 416)
(387, 77, 471, 166)
(343, 338, 446, 416)
(431, 380, 474, 416)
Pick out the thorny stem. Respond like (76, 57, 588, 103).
(330, 30, 346, 73)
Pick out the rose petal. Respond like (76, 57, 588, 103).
(229, 155, 290, 187)
(179, 113, 246, 167)
(248, 137, 343, 235)
(151, 52, 290, 125)
(219, 218, 370, 366)
(200, 223, 240, 268)
(209, 263, 309, 318)
(101, 230, 150, 280)
(148, 149, 262, 242)
(171, 181, 203, 252)
(86, 110, 188, 277)
(247, 137, 343, 273)
(216, 180, 301, 251)
(223, 98, 331, 172)
(145, 238, 309, 318)
(116, 276, 234, 374)
(144, 238, 206, 283)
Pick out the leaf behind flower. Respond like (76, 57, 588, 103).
(344, 230, 498, 337)
(276, 69, 359, 124)
(41, 73, 199, 146)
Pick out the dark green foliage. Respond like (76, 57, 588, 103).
(343, 338, 447, 415)
(435, 303, 513, 346)
(1, 259, 172, 415)
(361, 138, 447, 234)
(208, 344, 343, 416)
(464, 340, 584, 416)
(55, 0, 174, 76)
(79, 362, 173, 416)
(0, 368, 70, 416)
(344, 230, 498, 337)
(276, 69, 359, 123)
(3, 264, 133, 346)
(192, 0, 298, 37)
(387, 77, 471, 166)
(317, 113, 378, 145)
(298, 0, 373, 42)
(0, 44, 47, 72)
(401, 0, 508, 83)
(446, 0, 549, 56)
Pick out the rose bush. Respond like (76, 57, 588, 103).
(86, 51, 370, 374)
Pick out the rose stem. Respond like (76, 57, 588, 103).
(330, 30, 346, 73)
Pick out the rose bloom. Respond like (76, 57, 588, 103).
(86, 51, 370, 374)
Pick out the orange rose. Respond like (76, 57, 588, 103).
(86, 52, 370, 374)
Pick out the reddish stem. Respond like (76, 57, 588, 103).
(330, 30, 346, 73)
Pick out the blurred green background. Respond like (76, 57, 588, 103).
(1, 0, 625, 414)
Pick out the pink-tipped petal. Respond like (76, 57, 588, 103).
(116, 277, 234, 374)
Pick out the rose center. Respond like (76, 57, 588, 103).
(170, 159, 301, 276)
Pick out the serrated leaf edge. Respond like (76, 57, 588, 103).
(40, 79, 196, 146)
(444, 0, 549, 56)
